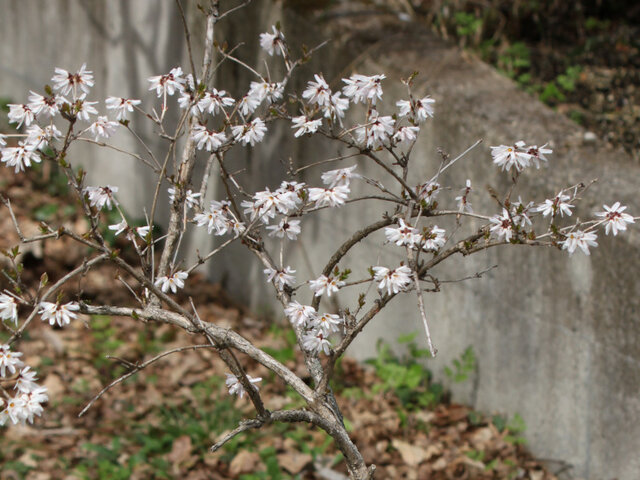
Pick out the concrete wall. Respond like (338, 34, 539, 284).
(1, 2, 639, 479)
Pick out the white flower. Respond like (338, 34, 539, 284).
(274, 182, 304, 213)
(197, 88, 235, 115)
(105, 97, 141, 121)
(562, 230, 598, 255)
(266, 218, 301, 240)
(2, 395, 27, 425)
(178, 89, 199, 113)
(14, 366, 39, 394)
(28, 91, 63, 119)
(26, 124, 62, 150)
(85, 185, 118, 210)
(237, 94, 262, 116)
(7, 104, 36, 128)
(284, 302, 316, 328)
(134, 226, 150, 240)
(52, 63, 94, 97)
(393, 126, 420, 144)
(321, 166, 359, 188)
(108, 220, 128, 236)
(595, 202, 634, 236)
(455, 179, 473, 213)
(232, 118, 267, 146)
(355, 110, 394, 149)
(17, 387, 48, 424)
(322, 92, 349, 120)
(537, 193, 573, 218)
(192, 124, 227, 151)
(308, 185, 350, 208)
(88, 116, 119, 141)
(225, 373, 262, 399)
(228, 219, 246, 236)
(397, 99, 412, 117)
(0, 134, 5, 147)
(74, 98, 99, 122)
(385, 219, 419, 248)
(489, 209, 514, 242)
(420, 225, 446, 251)
(254, 187, 298, 217)
(155, 271, 188, 294)
(248, 81, 283, 104)
(0, 344, 24, 377)
(309, 275, 344, 297)
(39, 302, 79, 327)
(242, 184, 303, 225)
(148, 67, 185, 97)
(414, 96, 436, 122)
(313, 313, 343, 336)
(259, 25, 285, 56)
(511, 197, 534, 228)
(1, 142, 42, 173)
(491, 141, 532, 172)
(373, 265, 413, 295)
(396, 96, 435, 122)
(168, 187, 201, 209)
(342, 73, 385, 105)
(302, 332, 331, 355)
(0, 294, 18, 325)
(291, 115, 322, 137)
(526, 143, 552, 168)
(303, 74, 331, 106)
(264, 266, 296, 290)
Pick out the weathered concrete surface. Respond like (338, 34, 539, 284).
(1, 3, 639, 479)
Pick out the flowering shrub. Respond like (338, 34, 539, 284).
(0, 3, 635, 479)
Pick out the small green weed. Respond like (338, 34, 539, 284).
(443, 346, 476, 383)
(1, 460, 35, 478)
(497, 42, 531, 82)
(89, 316, 125, 372)
(492, 412, 527, 445)
(454, 12, 482, 40)
(365, 333, 444, 410)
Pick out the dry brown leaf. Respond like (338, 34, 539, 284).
(470, 426, 493, 450)
(432, 457, 448, 471)
(529, 470, 545, 480)
(42, 373, 66, 398)
(277, 451, 313, 474)
(413, 410, 436, 424)
(229, 450, 261, 476)
(460, 455, 486, 470)
(424, 443, 443, 461)
(391, 439, 427, 467)
(167, 434, 193, 464)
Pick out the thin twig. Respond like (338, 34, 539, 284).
(9, 253, 109, 345)
(430, 139, 483, 183)
(175, 0, 197, 80)
(78, 344, 215, 417)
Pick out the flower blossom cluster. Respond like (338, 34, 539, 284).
(39, 301, 80, 327)
(284, 301, 344, 355)
(485, 142, 635, 255)
(0, 344, 48, 426)
(372, 265, 413, 295)
(155, 271, 189, 294)
(194, 200, 245, 237)
(0, 62, 142, 175)
(490, 141, 552, 172)
(385, 219, 446, 252)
